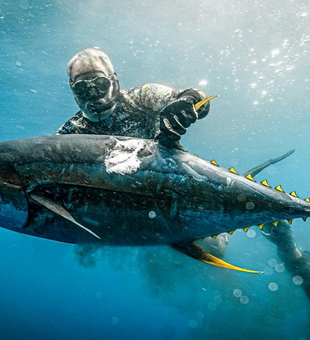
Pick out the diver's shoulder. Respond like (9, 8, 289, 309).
(120, 84, 176, 104)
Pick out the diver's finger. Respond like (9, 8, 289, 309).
(161, 118, 182, 140)
(161, 116, 186, 136)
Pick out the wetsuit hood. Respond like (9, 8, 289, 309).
(68, 48, 120, 121)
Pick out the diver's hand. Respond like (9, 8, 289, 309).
(157, 98, 198, 144)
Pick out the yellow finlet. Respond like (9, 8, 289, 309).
(195, 95, 218, 111)
(243, 226, 251, 232)
(272, 221, 280, 227)
(211, 234, 218, 239)
(246, 174, 255, 182)
(261, 179, 271, 187)
(305, 198, 310, 203)
(227, 230, 234, 235)
(275, 185, 284, 192)
(303, 217, 308, 222)
(229, 167, 238, 174)
(193, 154, 199, 157)
(290, 191, 298, 198)
(287, 219, 293, 225)
(210, 160, 219, 166)
(258, 223, 265, 230)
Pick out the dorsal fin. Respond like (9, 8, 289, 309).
(30, 192, 101, 240)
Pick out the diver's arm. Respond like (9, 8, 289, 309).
(129, 84, 210, 120)
(127, 84, 177, 112)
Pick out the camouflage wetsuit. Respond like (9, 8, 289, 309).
(56, 83, 209, 145)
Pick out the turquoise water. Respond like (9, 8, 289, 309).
(1, 0, 310, 339)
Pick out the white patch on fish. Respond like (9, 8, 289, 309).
(105, 139, 147, 175)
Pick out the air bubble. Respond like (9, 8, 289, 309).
(233, 289, 242, 298)
(240, 295, 249, 304)
(208, 302, 217, 311)
(293, 275, 303, 285)
(149, 211, 156, 219)
(247, 230, 256, 238)
(268, 282, 278, 291)
(275, 264, 285, 273)
(213, 295, 222, 304)
(263, 267, 273, 276)
(268, 259, 277, 267)
(246, 202, 255, 210)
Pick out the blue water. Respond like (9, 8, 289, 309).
(1, 0, 310, 339)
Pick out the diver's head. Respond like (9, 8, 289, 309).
(68, 48, 120, 121)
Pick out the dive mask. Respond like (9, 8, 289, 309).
(70, 76, 111, 100)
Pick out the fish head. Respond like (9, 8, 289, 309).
(0, 167, 28, 232)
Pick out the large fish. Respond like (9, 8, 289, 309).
(0, 134, 308, 273)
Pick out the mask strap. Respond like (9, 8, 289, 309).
(111, 73, 120, 99)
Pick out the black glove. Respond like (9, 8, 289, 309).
(157, 97, 198, 144)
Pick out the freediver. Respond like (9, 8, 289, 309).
(56, 47, 211, 149)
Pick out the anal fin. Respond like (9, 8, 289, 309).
(30, 192, 101, 240)
(172, 242, 261, 274)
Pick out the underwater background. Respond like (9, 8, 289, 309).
(1, 0, 310, 339)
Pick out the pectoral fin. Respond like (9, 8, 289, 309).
(172, 242, 261, 274)
(30, 192, 101, 240)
